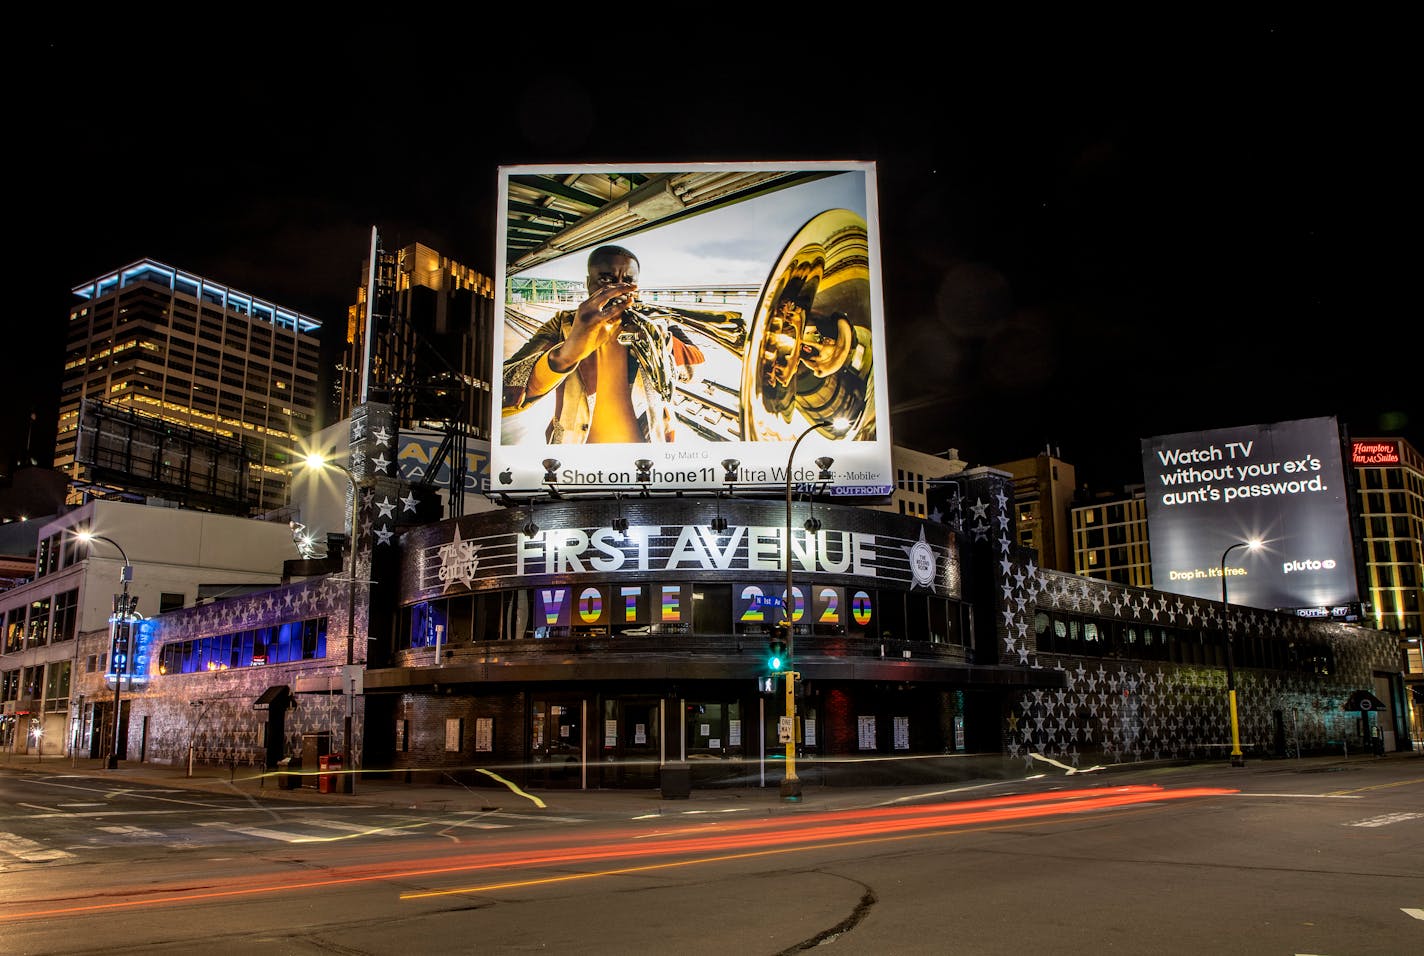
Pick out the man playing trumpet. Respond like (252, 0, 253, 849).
(503, 245, 698, 444)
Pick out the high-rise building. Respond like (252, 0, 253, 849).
(337, 235, 495, 441)
(59, 260, 322, 515)
(996, 451, 1077, 572)
(1070, 484, 1153, 587)
(332, 235, 496, 520)
(1348, 437, 1423, 639)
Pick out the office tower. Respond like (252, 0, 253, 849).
(59, 259, 322, 516)
(1071, 485, 1153, 587)
(337, 234, 495, 441)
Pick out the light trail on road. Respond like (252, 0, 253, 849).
(0, 783, 1235, 921)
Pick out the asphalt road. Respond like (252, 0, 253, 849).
(1, 756, 1420, 954)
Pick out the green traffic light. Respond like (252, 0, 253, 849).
(768, 655, 783, 671)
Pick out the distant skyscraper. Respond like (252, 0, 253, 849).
(338, 233, 495, 438)
(59, 259, 322, 515)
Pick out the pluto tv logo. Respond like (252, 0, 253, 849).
(1282, 557, 1337, 574)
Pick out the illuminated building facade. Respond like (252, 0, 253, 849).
(59, 260, 322, 515)
(0, 499, 299, 759)
(1349, 437, 1424, 639)
(1348, 436, 1423, 745)
(68, 415, 1408, 790)
(1070, 485, 1154, 588)
(337, 236, 495, 452)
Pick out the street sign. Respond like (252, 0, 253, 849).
(777, 716, 793, 743)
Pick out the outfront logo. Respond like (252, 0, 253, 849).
(1282, 557, 1337, 574)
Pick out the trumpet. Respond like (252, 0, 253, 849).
(609, 297, 751, 402)
(613, 302, 677, 402)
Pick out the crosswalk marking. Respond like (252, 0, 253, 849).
(0, 832, 76, 863)
(1, 810, 584, 862)
(97, 824, 165, 839)
(298, 818, 416, 837)
(435, 818, 512, 831)
(195, 822, 333, 843)
(1345, 812, 1423, 828)
(484, 811, 586, 824)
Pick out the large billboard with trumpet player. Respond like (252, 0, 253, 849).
(493, 162, 893, 496)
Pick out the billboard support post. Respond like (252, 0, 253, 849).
(1221, 540, 1261, 767)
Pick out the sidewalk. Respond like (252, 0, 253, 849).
(3, 750, 1418, 819)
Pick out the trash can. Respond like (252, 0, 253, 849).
(660, 761, 691, 799)
(278, 756, 301, 790)
(319, 753, 346, 793)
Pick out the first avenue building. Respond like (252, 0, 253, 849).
(91, 407, 1409, 791)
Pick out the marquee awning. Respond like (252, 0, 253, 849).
(1342, 689, 1387, 712)
(253, 685, 292, 710)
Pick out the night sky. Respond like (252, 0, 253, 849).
(12, 17, 1416, 493)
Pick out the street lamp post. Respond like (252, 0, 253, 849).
(76, 532, 132, 770)
(1220, 540, 1261, 768)
(780, 417, 849, 801)
(304, 453, 360, 794)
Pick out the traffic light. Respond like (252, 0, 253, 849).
(767, 620, 790, 673)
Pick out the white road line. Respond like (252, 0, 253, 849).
(486, 812, 586, 824)
(1346, 812, 1424, 828)
(195, 822, 328, 843)
(435, 818, 511, 831)
(1403, 908, 1424, 921)
(0, 832, 76, 862)
(97, 824, 165, 839)
(297, 818, 416, 837)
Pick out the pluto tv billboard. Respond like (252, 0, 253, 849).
(491, 162, 891, 497)
(1141, 417, 1359, 611)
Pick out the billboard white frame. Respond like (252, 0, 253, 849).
(491, 162, 892, 497)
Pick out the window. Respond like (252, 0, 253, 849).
(52, 590, 79, 642)
(159, 592, 185, 614)
(44, 662, 70, 712)
(4, 608, 23, 653)
(27, 597, 50, 647)
(157, 616, 327, 675)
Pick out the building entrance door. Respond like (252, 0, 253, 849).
(531, 699, 584, 788)
(601, 697, 661, 788)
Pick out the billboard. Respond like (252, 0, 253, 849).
(1140, 417, 1359, 611)
(492, 163, 892, 496)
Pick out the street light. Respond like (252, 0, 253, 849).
(780, 416, 850, 801)
(1220, 539, 1262, 768)
(74, 530, 132, 770)
(303, 452, 359, 793)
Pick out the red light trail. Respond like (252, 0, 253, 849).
(0, 783, 1235, 920)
